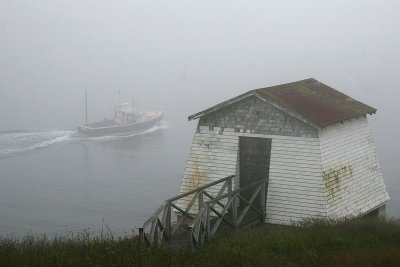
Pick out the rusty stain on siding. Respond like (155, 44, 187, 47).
(187, 160, 206, 191)
(181, 160, 206, 214)
(323, 165, 353, 200)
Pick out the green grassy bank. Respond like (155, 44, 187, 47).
(1, 218, 400, 267)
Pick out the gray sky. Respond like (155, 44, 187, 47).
(0, 0, 399, 130)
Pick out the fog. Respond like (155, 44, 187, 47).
(1, 0, 398, 128)
(0, 0, 399, 231)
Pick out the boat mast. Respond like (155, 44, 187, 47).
(85, 89, 88, 125)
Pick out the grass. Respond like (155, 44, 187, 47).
(1, 218, 400, 266)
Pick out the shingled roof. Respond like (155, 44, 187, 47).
(189, 78, 377, 128)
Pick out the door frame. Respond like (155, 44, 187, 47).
(238, 136, 272, 214)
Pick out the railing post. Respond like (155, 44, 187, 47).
(228, 176, 232, 195)
(165, 204, 172, 240)
(232, 194, 238, 228)
(154, 221, 159, 246)
(206, 205, 211, 239)
(187, 226, 194, 251)
(139, 227, 145, 245)
(199, 190, 203, 211)
(228, 176, 238, 228)
(259, 181, 266, 223)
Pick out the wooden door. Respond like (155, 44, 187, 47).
(239, 137, 271, 211)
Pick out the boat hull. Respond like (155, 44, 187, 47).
(78, 112, 163, 137)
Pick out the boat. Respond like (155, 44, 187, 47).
(78, 100, 163, 136)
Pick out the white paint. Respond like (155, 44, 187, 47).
(319, 116, 389, 218)
(177, 127, 327, 224)
(177, 116, 389, 225)
(266, 135, 326, 224)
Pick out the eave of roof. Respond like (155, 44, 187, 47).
(188, 78, 377, 128)
(188, 91, 253, 121)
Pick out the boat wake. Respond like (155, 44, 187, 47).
(74, 120, 169, 141)
(0, 130, 74, 157)
(0, 121, 169, 156)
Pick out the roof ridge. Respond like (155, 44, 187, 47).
(189, 79, 376, 128)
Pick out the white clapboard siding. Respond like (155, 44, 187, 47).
(177, 116, 388, 223)
(266, 136, 326, 224)
(319, 117, 389, 217)
(176, 129, 238, 213)
(177, 127, 328, 223)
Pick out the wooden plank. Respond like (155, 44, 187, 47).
(270, 167, 322, 176)
(269, 182, 325, 194)
(266, 200, 326, 214)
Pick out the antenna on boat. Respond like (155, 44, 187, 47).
(85, 89, 88, 125)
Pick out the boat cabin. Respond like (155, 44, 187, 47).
(114, 102, 140, 124)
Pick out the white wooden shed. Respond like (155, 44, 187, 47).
(178, 78, 389, 225)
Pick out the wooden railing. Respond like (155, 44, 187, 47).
(139, 175, 267, 250)
(139, 175, 236, 247)
(187, 179, 266, 250)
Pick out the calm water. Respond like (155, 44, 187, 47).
(0, 120, 195, 237)
(0, 116, 399, 238)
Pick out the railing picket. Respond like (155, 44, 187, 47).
(203, 191, 225, 209)
(210, 197, 234, 235)
(209, 207, 234, 228)
(149, 220, 156, 244)
(216, 180, 229, 200)
(169, 203, 195, 219)
(237, 185, 263, 226)
(157, 219, 168, 244)
(228, 176, 232, 195)
(139, 227, 145, 245)
(158, 207, 167, 242)
(184, 191, 200, 214)
(142, 203, 166, 227)
(187, 226, 194, 251)
(200, 220, 206, 245)
(199, 190, 203, 210)
(237, 195, 264, 216)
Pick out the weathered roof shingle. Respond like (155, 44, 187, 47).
(189, 78, 376, 128)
